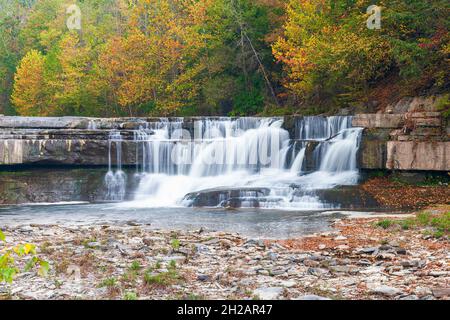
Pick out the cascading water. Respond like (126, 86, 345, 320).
(105, 130, 126, 201)
(296, 116, 352, 140)
(106, 116, 362, 209)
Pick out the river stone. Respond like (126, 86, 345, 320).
(431, 288, 450, 298)
(253, 287, 284, 300)
(370, 285, 402, 297)
(414, 286, 432, 297)
(296, 294, 331, 300)
(197, 274, 210, 282)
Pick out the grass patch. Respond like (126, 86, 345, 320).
(98, 277, 117, 288)
(144, 260, 182, 287)
(375, 211, 449, 238)
(375, 219, 394, 229)
(171, 239, 180, 251)
(123, 291, 138, 300)
(130, 261, 141, 271)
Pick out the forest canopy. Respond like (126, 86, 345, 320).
(0, 0, 448, 117)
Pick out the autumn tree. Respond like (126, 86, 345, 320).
(11, 49, 47, 115)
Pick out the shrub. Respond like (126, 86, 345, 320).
(0, 229, 49, 283)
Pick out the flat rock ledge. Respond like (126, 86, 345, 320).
(0, 216, 448, 300)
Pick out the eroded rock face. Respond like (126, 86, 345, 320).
(352, 114, 404, 128)
(0, 139, 138, 166)
(0, 168, 140, 204)
(353, 95, 449, 171)
(0, 168, 105, 204)
(386, 141, 450, 171)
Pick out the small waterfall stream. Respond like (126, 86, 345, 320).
(105, 116, 362, 209)
(105, 130, 126, 200)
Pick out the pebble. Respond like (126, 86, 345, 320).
(197, 274, 210, 282)
(414, 286, 432, 297)
(2, 221, 448, 301)
(253, 287, 284, 300)
(370, 285, 402, 297)
(296, 294, 331, 300)
(307, 267, 328, 277)
(431, 288, 450, 298)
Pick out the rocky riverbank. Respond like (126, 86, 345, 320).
(1, 207, 448, 300)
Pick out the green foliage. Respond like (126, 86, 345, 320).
(376, 219, 394, 229)
(436, 94, 450, 119)
(143, 259, 181, 286)
(130, 261, 141, 271)
(171, 239, 180, 251)
(0, 229, 49, 283)
(99, 277, 117, 288)
(375, 211, 449, 238)
(123, 291, 138, 300)
(273, 0, 449, 111)
(1, 0, 448, 116)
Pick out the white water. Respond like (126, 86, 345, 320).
(105, 130, 126, 201)
(105, 116, 362, 210)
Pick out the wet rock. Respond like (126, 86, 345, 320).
(253, 287, 284, 300)
(183, 187, 271, 208)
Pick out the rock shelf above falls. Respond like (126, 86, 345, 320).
(0, 113, 448, 170)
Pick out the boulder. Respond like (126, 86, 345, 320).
(183, 187, 271, 208)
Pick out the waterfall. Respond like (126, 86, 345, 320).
(106, 116, 362, 209)
(319, 128, 363, 172)
(296, 116, 352, 140)
(105, 130, 126, 201)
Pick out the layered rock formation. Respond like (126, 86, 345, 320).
(0, 97, 448, 172)
(354, 96, 449, 171)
